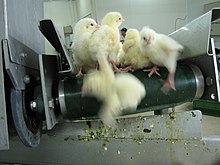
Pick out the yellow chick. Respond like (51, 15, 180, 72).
(72, 18, 100, 76)
(82, 57, 146, 126)
(89, 12, 124, 71)
(119, 28, 152, 71)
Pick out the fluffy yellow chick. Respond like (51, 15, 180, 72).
(140, 26, 184, 94)
(119, 28, 152, 71)
(82, 58, 146, 126)
(72, 18, 100, 76)
(89, 12, 124, 71)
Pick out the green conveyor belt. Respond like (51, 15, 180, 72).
(59, 64, 204, 119)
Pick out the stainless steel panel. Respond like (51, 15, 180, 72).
(55, 110, 202, 141)
(0, 136, 220, 165)
(4, 0, 44, 69)
(170, 11, 212, 60)
(0, 0, 9, 150)
(39, 54, 58, 130)
(1, 111, 220, 164)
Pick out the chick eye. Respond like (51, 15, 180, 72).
(143, 37, 146, 41)
(90, 23, 94, 26)
(119, 17, 121, 20)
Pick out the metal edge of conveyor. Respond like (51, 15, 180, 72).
(39, 54, 58, 130)
(58, 79, 67, 117)
(188, 64, 205, 99)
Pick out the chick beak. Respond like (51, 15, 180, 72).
(95, 24, 100, 29)
(147, 37, 152, 44)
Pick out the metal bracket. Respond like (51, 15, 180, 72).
(39, 19, 78, 76)
(39, 54, 59, 130)
(2, 39, 26, 90)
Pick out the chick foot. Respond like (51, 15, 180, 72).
(119, 65, 135, 72)
(109, 60, 124, 72)
(75, 67, 84, 77)
(144, 65, 161, 77)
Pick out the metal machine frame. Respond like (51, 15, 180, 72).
(0, 0, 8, 150)
(1, 0, 220, 164)
(0, 0, 44, 148)
(170, 9, 220, 103)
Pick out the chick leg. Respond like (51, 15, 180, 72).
(109, 60, 126, 72)
(76, 67, 84, 77)
(168, 73, 176, 90)
(119, 65, 135, 72)
(144, 65, 161, 77)
(160, 73, 176, 94)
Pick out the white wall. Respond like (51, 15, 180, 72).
(44, 0, 77, 54)
(43, 0, 220, 51)
(76, 0, 92, 19)
(94, 0, 188, 34)
(187, 0, 220, 22)
(43, 0, 94, 54)
(94, 0, 220, 35)
(44, 1, 76, 26)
